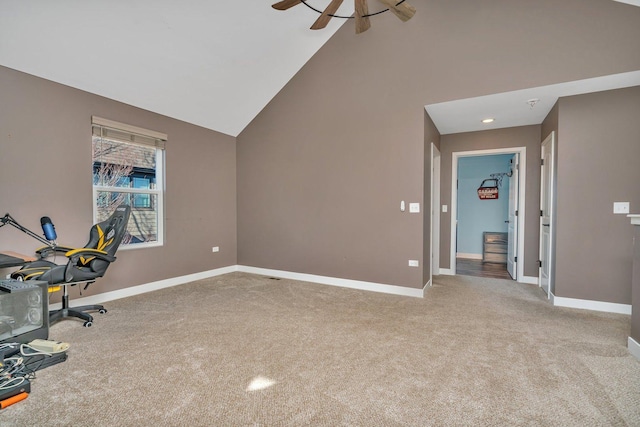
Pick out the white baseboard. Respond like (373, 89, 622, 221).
(628, 337, 640, 361)
(456, 253, 482, 260)
(50, 264, 425, 311)
(237, 265, 425, 298)
(49, 265, 238, 310)
(552, 294, 632, 315)
(438, 268, 455, 276)
(518, 275, 538, 285)
(47, 265, 632, 316)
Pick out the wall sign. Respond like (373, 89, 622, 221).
(477, 179, 499, 200)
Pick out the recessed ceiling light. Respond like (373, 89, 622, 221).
(481, 118, 495, 124)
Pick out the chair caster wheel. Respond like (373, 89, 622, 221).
(99, 309, 107, 314)
(83, 321, 93, 327)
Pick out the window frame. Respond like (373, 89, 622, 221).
(91, 116, 166, 250)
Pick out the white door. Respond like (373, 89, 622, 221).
(506, 154, 519, 280)
(539, 132, 555, 298)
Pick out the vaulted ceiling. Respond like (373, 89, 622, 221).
(1, 1, 638, 137)
(0, 1, 351, 137)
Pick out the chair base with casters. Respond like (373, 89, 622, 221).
(50, 281, 107, 327)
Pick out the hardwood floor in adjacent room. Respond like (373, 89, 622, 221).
(456, 258, 513, 280)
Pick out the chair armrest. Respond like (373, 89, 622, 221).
(65, 248, 116, 263)
(63, 248, 116, 283)
(36, 245, 76, 259)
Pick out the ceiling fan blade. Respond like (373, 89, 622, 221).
(272, 0, 303, 11)
(311, 0, 344, 30)
(354, 0, 371, 34)
(378, 0, 416, 22)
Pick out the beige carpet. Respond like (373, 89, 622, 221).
(2, 272, 640, 426)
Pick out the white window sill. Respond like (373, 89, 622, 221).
(119, 241, 163, 251)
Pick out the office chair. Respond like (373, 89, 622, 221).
(11, 204, 131, 327)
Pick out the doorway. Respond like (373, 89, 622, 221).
(450, 147, 527, 281)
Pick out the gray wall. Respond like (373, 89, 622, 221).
(2, 0, 640, 302)
(236, 83, 425, 288)
(237, 0, 640, 291)
(0, 66, 237, 296)
(554, 87, 640, 304)
(440, 126, 542, 277)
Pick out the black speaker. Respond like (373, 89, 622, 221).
(0, 280, 49, 345)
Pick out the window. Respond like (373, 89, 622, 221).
(91, 117, 166, 248)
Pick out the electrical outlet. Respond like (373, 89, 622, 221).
(408, 260, 419, 267)
(613, 202, 629, 214)
(212, 246, 220, 253)
(409, 203, 420, 213)
(442, 205, 448, 213)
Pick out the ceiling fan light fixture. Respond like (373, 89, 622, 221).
(272, 0, 416, 34)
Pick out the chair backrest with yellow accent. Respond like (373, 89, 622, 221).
(78, 204, 131, 275)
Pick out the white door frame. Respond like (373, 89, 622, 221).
(506, 153, 519, 280)
(539, 132, 555, 298)
(450, 147, 527, 280)
(430, 143, 441, 286)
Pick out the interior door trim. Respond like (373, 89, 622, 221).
(450, 147, 527, 280)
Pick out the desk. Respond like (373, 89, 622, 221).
(0, 251, 36, 268)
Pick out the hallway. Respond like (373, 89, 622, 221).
(456, 258, 513, 280)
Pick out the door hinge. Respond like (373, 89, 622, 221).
(540, 210, 543, 217)
(538, 260, 542, 268)
(515, 210, 519, 216)
(541, 158, 545, 166)
(515, 256, 518, 262)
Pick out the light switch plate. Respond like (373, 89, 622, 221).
(409, 203, 420, 213)
(408, 260, 419, 267)
(442, 205, 448, 213)
(613, 202, 630, 214)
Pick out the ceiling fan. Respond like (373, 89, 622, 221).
(272, 0, 416, 34)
